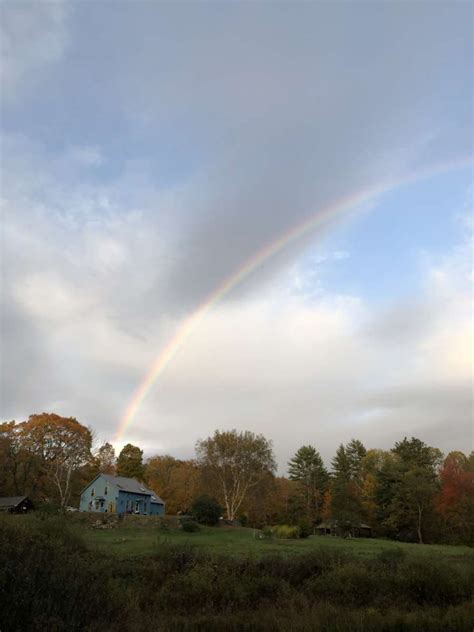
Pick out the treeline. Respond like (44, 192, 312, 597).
(1, 413, 473, 545)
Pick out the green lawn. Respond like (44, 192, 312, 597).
(77, 522, 474, 562)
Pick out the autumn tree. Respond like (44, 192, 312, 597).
(0, 422, 31, 495)
(436, 451, 474, 544)
(196, 429, 276, 521)
(288, 445, 328, 523)
(237, 474, 299, 527)
(116, 443, 145, 480)
(359, 449, 388, 526)
(19, 413, 93, 508)
(95, 442, 116, 475)
(145, 455, 203, 514)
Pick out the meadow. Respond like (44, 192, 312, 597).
(78, 518, 474, 563)
(1, 513, 473, 631)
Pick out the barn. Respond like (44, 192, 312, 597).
(0, 496, 34, 513)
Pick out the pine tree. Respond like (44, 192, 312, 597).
(346, 439, 367, 484)
(330, 443, 364, 532)
(288, 445, 328, 522)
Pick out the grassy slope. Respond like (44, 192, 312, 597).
(77, 523, 474, 561)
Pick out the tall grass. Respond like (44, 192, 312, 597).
(0, 515, 473, 631)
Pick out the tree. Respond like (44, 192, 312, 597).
(359, 449, 388, 526)
(192, 495, 222, 525)
(288, 445, 328, 523)
(145, 455, 203, 514)
(95, 442, 116, 475)
(377, 437, 441, 543)
(330, 443, 365, 530)
(436, 451, 474, 544)
(19, 413, 93, 508)
(346, 439, 367, 484)
(196, 429, 276, 521)
(116, 444, 144, 480)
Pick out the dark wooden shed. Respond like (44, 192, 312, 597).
(315, 520, 372, 538)
(0, 496, 34, 513)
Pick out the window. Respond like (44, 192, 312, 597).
(104, 485, 108, 495)
(135, 500, 140, 513)
(91, 488, 95, 497)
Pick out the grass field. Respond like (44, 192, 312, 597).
(3, 515, 474, 630)
(77, 521, 474, 562)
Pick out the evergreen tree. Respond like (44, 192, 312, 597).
(346, 439, 367, 484)
(376, 437, 441, 543)
(288, 445, 328, 522)
(330, 443, 364, 531)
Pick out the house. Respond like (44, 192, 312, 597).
(0, 496, 34, 513)
(79, 474, 165, 516)
(315, 520, 372, 538)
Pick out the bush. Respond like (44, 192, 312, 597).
(191, 495, 221, 526)
(273, 525, 300, 539)
(182, 520, 200, 533)
(298, 519, 313, 539)
(261, 525, 273, 539)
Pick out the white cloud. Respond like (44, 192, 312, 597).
(1, 3, 472, 468)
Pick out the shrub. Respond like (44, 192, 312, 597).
(191, 495, 221, 526)
(377, 546, 406, 570)
(298, 519, 313, 539)
(1, 514, 473, 631)
(182, 520, 200, 533)
(262, 525, 273, 539)
(273, 525, 300, 539)
(396, 557, 473, 606)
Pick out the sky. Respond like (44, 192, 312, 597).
(1, 1, 472, 472)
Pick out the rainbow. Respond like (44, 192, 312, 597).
(115, 157, 472, 443)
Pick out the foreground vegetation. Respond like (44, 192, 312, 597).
(1, 514, 473, 631)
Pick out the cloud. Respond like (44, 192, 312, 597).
(0, 2, 70, 100)
(1, 3, 472, 470)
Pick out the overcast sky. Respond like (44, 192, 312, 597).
(1, 2, 472, 472)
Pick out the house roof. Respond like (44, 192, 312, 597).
(100, 475, 164, 504)
(0, 496, 28, 508)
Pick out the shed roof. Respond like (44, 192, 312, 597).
(100, 475, 164, 504)
(0, 496, 28, 508)
(316, 520, 372, 529)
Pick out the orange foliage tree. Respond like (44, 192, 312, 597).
(145, 455, 203, 514)
(19, 413, 93, 508)
(436, 451, 474, 544)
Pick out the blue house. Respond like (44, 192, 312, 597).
(79, 474, 165, 516)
